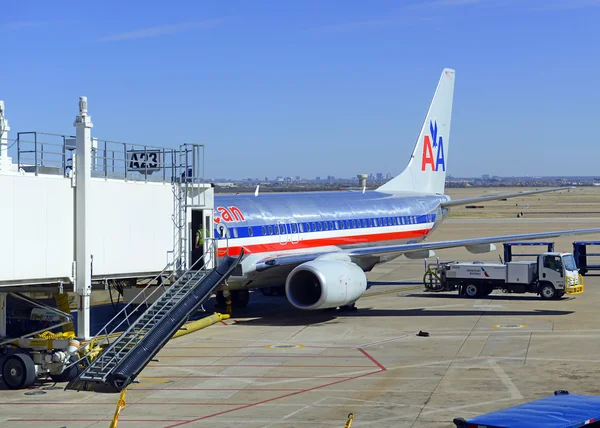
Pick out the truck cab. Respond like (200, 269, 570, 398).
(537, 252, 581, 299)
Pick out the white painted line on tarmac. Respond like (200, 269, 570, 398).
(488, 359, 523, 400)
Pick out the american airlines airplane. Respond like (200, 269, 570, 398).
(210, 68, 599, 310)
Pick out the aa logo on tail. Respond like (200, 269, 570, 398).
(421, 120, 445, 172)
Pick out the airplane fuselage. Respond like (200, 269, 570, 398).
(211, 190, 450, 290)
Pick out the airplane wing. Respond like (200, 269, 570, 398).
(441, 187, 572, 208)
(250, 228, 600, 273)
(348, 228, 600, 258)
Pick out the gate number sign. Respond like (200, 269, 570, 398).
(127, 150, 161, 173)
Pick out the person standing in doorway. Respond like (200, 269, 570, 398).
(195, 224, 205, 269)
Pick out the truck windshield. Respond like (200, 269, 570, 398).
(562, 255, 577, 271)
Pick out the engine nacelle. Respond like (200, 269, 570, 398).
(285, 260, 367, 310)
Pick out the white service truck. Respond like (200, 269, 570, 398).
(424, 252, 584, 299)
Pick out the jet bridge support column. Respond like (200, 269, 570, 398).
(0, 293, 6, 337)
(74, 97, 93, 340)
(0, 100, 12, 172)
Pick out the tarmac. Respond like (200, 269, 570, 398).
(2, 188, 600, 427)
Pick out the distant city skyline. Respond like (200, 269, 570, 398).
(2, 1, 600, 178)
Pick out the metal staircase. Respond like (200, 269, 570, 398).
(65, 241, 242, 393)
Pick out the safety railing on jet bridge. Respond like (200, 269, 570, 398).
(71, 238, 221, 369)
(15, 131, 205, 183)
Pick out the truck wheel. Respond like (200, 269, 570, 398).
(540, 284, 556, 300)
(2, 353, 36, 389)
(464, 284, 480, 298)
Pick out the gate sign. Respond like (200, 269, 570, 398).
(127, 150, 161, 173)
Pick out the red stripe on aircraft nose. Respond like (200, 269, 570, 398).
(218, 227, 431, 257)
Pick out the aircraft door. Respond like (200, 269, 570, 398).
(203, 211, 215, 269)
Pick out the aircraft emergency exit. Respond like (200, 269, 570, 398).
(209, 68, 600, 310)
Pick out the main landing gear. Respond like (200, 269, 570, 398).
(215, 290, 250, 308)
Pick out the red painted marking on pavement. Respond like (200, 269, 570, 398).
(133, 387, 301, 391)
(8, 419, 187, 423)
(165, 369, 383, 427)
(146, 364, 374, 368)
(359, 348, 387, 371)
(289, 325, 308, 339)
(138, 375, 356, 379)
(157, 354, 365, 358)
(0, 402, 247, 406)
(219, 321, 228, 326)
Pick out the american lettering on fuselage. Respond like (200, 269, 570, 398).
(205, 68, 600, 312)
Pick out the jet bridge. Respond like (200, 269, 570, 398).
(0, 96, 216, 340)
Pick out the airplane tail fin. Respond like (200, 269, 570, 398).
(377, 68, 455, 195)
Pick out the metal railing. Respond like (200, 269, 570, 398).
(15, 131, 205, 183)
(69, 238, 221, 372)
(16, 132, 74, 177)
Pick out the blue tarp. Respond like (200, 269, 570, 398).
(455, 394, 600, 428)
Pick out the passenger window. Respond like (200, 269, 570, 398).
(324, 222, 329, 231)
(268, 225, 273, 235)
(346, 220, 351, 228)
(340, 221, 345, 229)
(248, 227, 253, 237)
(312, 222, 317, 231)
(233, 228, 238, 238)
(292, 223, 297, 233)
(318, 222, 323, 231)
(273, 225, 279, 235)
(329, 221, 333, 230)
(279, 224, 285, 234)
(261, 226, 266, 236)
(299, 223, 304, 232)
(335, 221, 339, 229)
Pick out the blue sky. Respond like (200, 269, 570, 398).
(2, 0, 599, 179)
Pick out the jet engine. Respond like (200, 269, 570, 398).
(285, 260, 367, 310)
